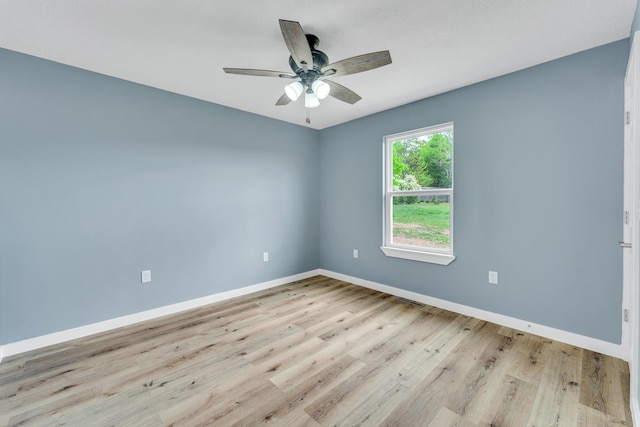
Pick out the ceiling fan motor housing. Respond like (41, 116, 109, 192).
(288, 34, 329, 87)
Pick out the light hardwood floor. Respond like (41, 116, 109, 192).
(0, 276, 632, 426)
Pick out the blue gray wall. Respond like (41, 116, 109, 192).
(318, 40, 629, 344)
(0, 49, 320, 343)
(0, 39, 630, 347)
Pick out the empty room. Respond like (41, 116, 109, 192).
(2, 1, 640, 425)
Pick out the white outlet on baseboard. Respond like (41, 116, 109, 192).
(488, 271, 498, 285)
(263, 252, 269, 262)
(353, 249, 359, 259)
(141, 270, 151, 283)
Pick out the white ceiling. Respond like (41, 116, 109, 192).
(0, 1, 636, 129)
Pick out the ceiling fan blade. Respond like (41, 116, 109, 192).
(322, 51, 391, 78)
(279, 19, 313, 69)
(223, 68, 296, 78)
(276, 93, 292, 106)
(324, 80, 362, 104)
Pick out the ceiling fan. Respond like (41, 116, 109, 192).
(223, 19, 391, 123)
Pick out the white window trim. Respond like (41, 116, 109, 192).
(380, 245, 455, 265)
(381, 123, 455, 265)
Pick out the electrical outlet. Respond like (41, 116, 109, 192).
(488, 271, 498, 285)
(263, 252, 269, 262)
(353, 249, 359, 259)
(141, 270, 151, 283)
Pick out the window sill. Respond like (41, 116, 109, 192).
(380, 246, 456, 265)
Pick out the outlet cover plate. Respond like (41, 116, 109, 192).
(141, 270, 151, 283)
(488, 271, 498, 285)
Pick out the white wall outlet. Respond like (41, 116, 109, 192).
(353, 249, 359, 259)
(141, 270, 151, 283)
(488, 271, 498, 285)
(263, 252, 269, 262)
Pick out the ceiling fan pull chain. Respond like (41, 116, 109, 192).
(306, 107, 311, 124)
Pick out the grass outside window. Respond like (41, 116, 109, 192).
(392, 201, 450, 250)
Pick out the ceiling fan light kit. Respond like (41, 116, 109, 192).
(223, 19, 392, 123)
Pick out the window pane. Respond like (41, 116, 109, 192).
(391, 130, 453, 190)
(391, 195, 451, 251)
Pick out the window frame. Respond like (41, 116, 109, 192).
(381, 122, 456, 265)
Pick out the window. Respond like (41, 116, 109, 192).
(381, 123, 455, 265)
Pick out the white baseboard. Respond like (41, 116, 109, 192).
(0, 268, 624, 363)
(0, 269, 322, 362)
(318, 269, 625, 360)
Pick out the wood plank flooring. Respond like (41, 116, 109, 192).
(0, 275, 632, 426)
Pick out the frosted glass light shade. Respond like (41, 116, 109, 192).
(305, 92, 320, 108)
(312, 80, 330, 99)
(285, 81, 304, 101)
